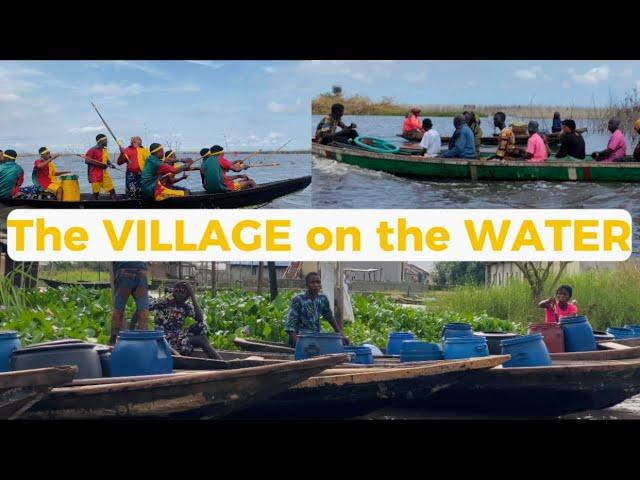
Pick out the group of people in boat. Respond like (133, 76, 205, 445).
(315, 102, 640, 163)
(0, 134, 257, 201)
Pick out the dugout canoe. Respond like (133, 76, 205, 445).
(233, 337, 295, 354)
(398, 128, 588, 145)
(0, 176, 311, 209)
(313, 142, 640, 182)
(228, 355, 509, 419)
(0, 366, 78, 419)
(421, 358, 640, 416)
(22, 354, 347, 420)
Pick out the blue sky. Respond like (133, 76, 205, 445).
(1, 60, 639, 153)
(0, 60, 310, 153)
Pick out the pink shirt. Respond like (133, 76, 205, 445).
(526, 133, 548, 162)
(545, 302, 578, 323)
(403, 115, 423, 133)
(602, 129, 626, 163)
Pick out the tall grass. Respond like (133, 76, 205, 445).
(436, 266, 640, 330)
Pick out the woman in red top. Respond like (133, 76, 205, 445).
(402, 107, 424, 141)
(210, 145, 256, 191)
(538, 285, 578, 323)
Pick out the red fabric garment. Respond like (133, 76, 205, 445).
(12, 170, 24, 197)
(402, 114, 422, 133)
(545, 302, 578, 323)
(218, 155, 236, 189)
(123, 147, 140, 174)
(33, 159, 53, 189)
(85, 148, 105, 183)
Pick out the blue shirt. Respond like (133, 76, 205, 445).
(284, 292, 334, 333)
(443, 124, 476, 159)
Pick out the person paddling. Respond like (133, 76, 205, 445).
(591, 118, 626, 162)
(538, 285, 578, 324)
(0, 150, 24, 200)
(210, 145, 256, 191)
(315, 103, 359, 145)
(402, 107, 424, 141)
(83, 134, 117, 200)
(284, 272, 349, 348)
(117, 136, 150, 198)
(140, 143, 193, 201)
(32, 147, 71, 200)
(158, 149, 191, 194)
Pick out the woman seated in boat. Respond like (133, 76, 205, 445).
(140, 143, 194, 201)
(490, 112, 521, 160)
(315, 103, 359, 145)
(538, 285, 578, 323)
(442, 115, 476, 159)
(210, 145, 256, 191)
(555, 120, 586, 160)
(591, 118, 626, 162)
(157, 150, 191, 195)
(32, 147, 72, 201)
(284, 272, 349, 348)
(516, 121, 548, 163)
(0, 150, 24, 200)
(151, 281, 223, 359)
(419, 118, 441, 157)
(402, 107, 424, 142)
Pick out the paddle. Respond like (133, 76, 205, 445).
(243, 162, 279, 168)
(90, 101, 132, 166)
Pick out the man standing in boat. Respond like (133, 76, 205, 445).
(315, 103, 359, 145)
(591, 118, 627, 162)
(442, 115, 476, 159)
(284, 272, 349, 348)
(117, 136, 150, 198)
(210, 145, 256, 191)
(83, 134, 117, 201)
(151, 281, 223, 359)
(110, 262, 150, 345)
(491, 112, 520, 160)
(140, 143, 193, 201)
(555, 119, 586, 160)
(0, 150, 24, 200)
(419, 118, 441, 157)
(402, 107, 424, 142)
(32, 147, 71, 201)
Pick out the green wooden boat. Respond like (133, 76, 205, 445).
(312, 142, 640, 182)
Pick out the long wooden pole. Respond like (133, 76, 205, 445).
(268, 262, 278, 301)
(211, 261, 217, 297)
(256, 261, 264, 295)
(90, 102, 131, 163)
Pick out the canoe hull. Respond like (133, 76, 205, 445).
(0, 176, 311, 209)
(313, 143, 640, 182)
(23, 355, 346, 420)
(420, 360, 640, 416)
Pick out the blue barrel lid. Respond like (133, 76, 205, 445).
(0, 330, 19, 339)
(443, 336, 487, 344)
(501, 333, 540, 347)
(443, 323, 472, 330)
(388, 332, 414, 338)
(559, 315, 589, 325)
(119, 330, 166, 340)
(297, 332, 343, 339)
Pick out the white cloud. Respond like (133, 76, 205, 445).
(513, 66, 543, 80)
(84, 82, 200, 98)
(0, 93, 21, 102)
(265, 99, 305, 114)
(572, 65, 610, 85)
(403, 71, 427, 84)
(295, 60, 396, 84)
(466, 80, 478, 87)
(263, 66, 277, 74)
(268, 132, 284, 139)
(67, 126, 105, 133)
(187, 60, 224, 69)
(113, 61, 170, 79)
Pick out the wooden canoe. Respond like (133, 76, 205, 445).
(313, 142, 640, 182)
(233, 337, 295, 354)
(0, 176, 310, 209)
(398, 128, 588, 145)
(421, 358, 640, 416)
(22, 354, 347, 420)
(0, 366, 78, 420)
(606, 338, 640, 347)
(550, 345, 640, 362)
(228, 355, 509, 419)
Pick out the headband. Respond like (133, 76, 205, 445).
(150, 145, 163, 154)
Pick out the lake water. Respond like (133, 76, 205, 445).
(312, 115, 640, 253)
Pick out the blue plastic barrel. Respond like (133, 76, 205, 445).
(559, 315, 597, 352)
(386, 332, 415, 356)
(400, 341, 443, 362)
(295, 332, 345, 360)
(110, 330, 173, 377)
(0, 331, 21, 372)
(443, 336, 489, 360)
(500, 333, 551, 368)
(623, 325, 640, 337)
(607, 327, 637, 340)
(344, 346, 374, 364)
(441, 323, 474, 344)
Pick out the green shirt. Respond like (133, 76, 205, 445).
(201, 157, 227, 193)
(140, 154, 161, 198)
(284, 292, 334, 333)
(0, 161, 23, 199)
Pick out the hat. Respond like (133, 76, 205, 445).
(527, 120, 539, 132)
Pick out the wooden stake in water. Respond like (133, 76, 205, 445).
(91, 102, 131, 164)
